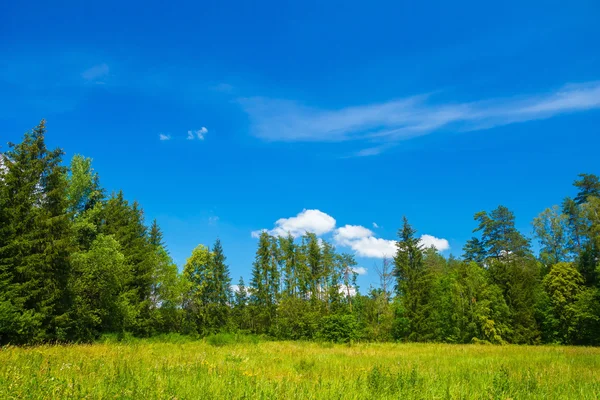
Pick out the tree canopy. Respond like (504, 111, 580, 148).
(1, 122, 599, 345)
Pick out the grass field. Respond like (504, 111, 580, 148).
(1, 337, 599, 399)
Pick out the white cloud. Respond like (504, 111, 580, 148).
(352, 266, 368, 275)
(372, 222, 379, 228)
(159, 134, 171, 141)
(239, 81, 600, 155)
(347, 236, 398, 258)
(250, 229, 266, 239)
(339, 285, 357, 297)
(197, 127, 208, 139)
(251, 209, 336, 238)
(231, 284, 240, 293)
(254, 214, 450, 258)
(333, 224, 450, 258)
(333, 224, 374, 246)
(208, 216, 219, 225)
(187, 127, 208, 140)
(82, 63, 109, 82)
(420, 234, 450, 251)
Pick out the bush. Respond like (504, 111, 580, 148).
(319, 314, 359, 343)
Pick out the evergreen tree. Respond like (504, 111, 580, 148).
(102, 193, 154, 334)
(208, 239, 233, 330)
(394, 217, 431, 341)
(0, 121, 73, 343)
(574, 173, 600, 205)
(279, 234, 297, 297)
(149, 219, 165, 249)
(233, 277, 249, 331)
(473, 206, 532, 260)
(249, 232, 279, 333)
(462, 237, 486, 264)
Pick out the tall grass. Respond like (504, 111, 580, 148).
(1, 341, 599, 399)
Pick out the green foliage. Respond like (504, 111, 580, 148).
(319, 314, 359, 343)
(542, 262, 584, 343)
(69, 234, 135, 341)
(394, 217, 432, 341)
(66, 154, 103, 217)
(274, 297, 322, 340)
(1, 121, 600, 348)
(574, 173, 600, 205)
(249, 232, 280, 334)
(182, 240, 233, 334)
(533, 206, 572, 267)
(0, 120, 73, 343)
(472, 205, 532, 260)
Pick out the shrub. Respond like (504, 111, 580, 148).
(318, 314, 359, 343)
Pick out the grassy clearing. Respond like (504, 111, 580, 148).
(1, 339, 599, 399)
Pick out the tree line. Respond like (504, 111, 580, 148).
(1, 122, 599, 345)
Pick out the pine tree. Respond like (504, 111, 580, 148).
(233, 277, 249, 331)
(0, 121, 73, 343)
(101, 192, 154, 334)
(574, 173, 600, 205)
(394, 217, 431, 341)
(149, 219, 165, 249)
(462, 237, 486, 264)
(249, 232, 278, 333)
(209, 239, 232, 331)
(473, 206, 532, 260)
(279, 234, 297, 298)
(305, 233, 322, 302)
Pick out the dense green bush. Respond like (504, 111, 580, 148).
(319, 314, 359, 343)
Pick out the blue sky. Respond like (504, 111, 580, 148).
(1, 0, 599, 289)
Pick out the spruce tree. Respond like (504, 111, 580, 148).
(101, 192, 154, 334)
(574, 173, 600, 205)
(0, 121, 73, 343)
(149, 219, 165, 249)
(394, 217, 430, 341)
(209, 239, 232, 331)
(249, 232, 278, 333)
(233, 277, 249, 331)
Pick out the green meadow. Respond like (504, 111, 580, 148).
(1, 338, 599, 399)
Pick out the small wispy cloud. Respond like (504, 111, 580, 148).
(159, 134, 171, 141)
(352, 266, 368, 275)
(240, 81, 600, 155)
(82, 63, 109, 82)
(187, 127, 208, 140)
(208, 216, 219, 225)
(372, 222, 379, 228)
